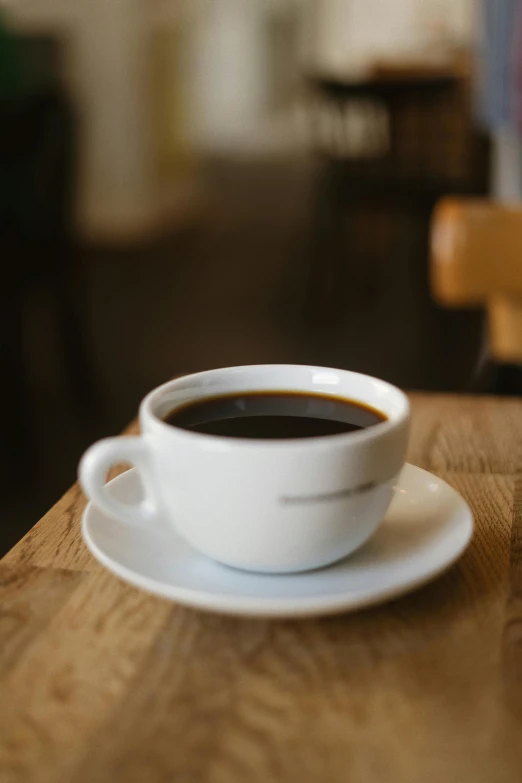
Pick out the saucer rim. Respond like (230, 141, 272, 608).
(81, 464, 473, 618)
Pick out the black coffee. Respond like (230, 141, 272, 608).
(163, 391, 386, 439)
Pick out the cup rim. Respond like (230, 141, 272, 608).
(140, 364, 410, 450)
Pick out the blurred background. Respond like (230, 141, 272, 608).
(1, 0, 521, 553)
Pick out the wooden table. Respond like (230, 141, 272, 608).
(1, 394, 522, 783)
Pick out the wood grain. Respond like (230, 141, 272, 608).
(409, 394, 522, 473)
(504, 470, 522, 719)
(0, 395, 521, 783)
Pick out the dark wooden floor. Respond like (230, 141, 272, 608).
(0, 161, 484, 554)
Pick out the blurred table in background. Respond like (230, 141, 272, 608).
(304, 63, 490, 321)
(1, 393, 521, 782)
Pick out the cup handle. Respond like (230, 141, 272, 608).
(79, 437, 159, 526)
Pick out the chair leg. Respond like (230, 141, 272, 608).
(490, 363, 522, 395)
(474, 358, 522, 395)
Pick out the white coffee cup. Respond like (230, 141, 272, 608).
(79, 365, 409, 573)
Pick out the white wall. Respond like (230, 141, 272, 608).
(1, 0, 476, 239)
(187, 0, 268, 152)
(313, 0, 474, 74)
(2, 0, 300, 235)
(3, 0, 159, 240)
(72, 0, 156, 239)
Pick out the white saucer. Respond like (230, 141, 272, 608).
(82, 464, 473, 618)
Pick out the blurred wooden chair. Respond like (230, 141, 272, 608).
(431, 197, 522, 392)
